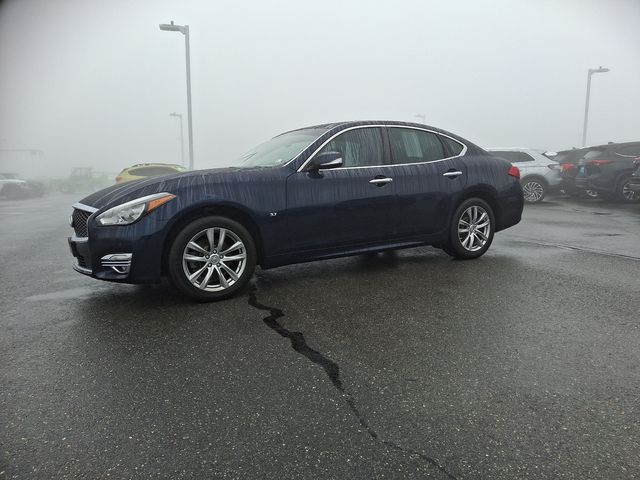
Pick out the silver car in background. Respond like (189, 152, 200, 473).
(488, 148, 562, 203)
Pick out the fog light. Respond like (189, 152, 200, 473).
(101, 253, 133, 275)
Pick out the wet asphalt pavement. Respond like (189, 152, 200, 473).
(1, 193, 639, 479)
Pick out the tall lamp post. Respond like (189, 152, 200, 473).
(169, 113, 185, 166)
(160, 21, 194, 170)
(581, 66, 610, 147)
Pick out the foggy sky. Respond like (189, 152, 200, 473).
(1, 0, 639, 178)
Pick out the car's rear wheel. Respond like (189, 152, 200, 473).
(167, 216, 256, 301)
(442, 198, 495, 259)
(615, 177, 640, 203)
(521, 178, 546, 203)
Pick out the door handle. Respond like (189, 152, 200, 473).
(443, 170, 463, 178)
(369, 177, 393, 186)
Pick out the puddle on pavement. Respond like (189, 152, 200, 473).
(26, 287, 97, 302)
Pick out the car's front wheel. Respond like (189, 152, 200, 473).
(442, 198, 495, 259)
(167, 216, 256, 301)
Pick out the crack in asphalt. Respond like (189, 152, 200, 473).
(247, 280, 458, 480)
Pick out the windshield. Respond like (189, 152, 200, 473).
(234, 128, 327, 168)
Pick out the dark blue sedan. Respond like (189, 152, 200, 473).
(68, 121, 523, 301)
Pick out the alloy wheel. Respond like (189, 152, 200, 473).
(622, 180, 640, 202)
(182, 227, 247, 291)
(522, 180, 544, 202)
(458, 206, 491, 252)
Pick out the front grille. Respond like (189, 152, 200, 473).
(72, 208, 91, 237)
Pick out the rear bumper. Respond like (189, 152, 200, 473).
(495, 184, 524, 232)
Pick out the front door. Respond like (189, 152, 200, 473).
(284, 127, 397, 253)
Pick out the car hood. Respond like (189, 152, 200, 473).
(78, 167, 258, 210)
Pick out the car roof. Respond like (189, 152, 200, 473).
(280, 120, 458, 135)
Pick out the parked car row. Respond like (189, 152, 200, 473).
(0, 172, 45, 199)
(490, 141, 640, 204)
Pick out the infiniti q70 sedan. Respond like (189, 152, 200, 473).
(68, 121, 524, 301)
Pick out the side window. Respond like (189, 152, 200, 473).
(441, 136, 464, 156)
(389, 128, 446, 164)
(491, 151, 534, 163)
(614, 145, 640, 157)
(318, 128, 384, 168)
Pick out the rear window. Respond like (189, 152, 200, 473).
(583, 149, 606, 160)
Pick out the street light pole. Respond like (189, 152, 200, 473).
(581, 66, 610, 147)
(169, 113, 185, 166)
(160, 21, 194, 170)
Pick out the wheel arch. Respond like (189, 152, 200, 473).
(161, 202, 264, 275)
(454, 185, 501, 229)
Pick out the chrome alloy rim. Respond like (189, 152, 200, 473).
(522, 180, 544, 202)
(182, 227, 247, 291)
(458, 206, 490, 252)
(622, 181, 640, 201)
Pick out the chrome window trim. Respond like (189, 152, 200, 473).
(296, 124, 468, 172)
(73, 202, 98, 213)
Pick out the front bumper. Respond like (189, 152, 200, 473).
(68, 217, 169, 284)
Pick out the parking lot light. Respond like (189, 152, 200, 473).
(159, 21, 194, 170)
(581, 66, 610, 147)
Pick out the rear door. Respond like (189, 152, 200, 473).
(386, 126, 467, 237)
(285, 126, 398, 252)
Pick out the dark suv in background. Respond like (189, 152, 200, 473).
(555, 147, 598, 197)
(574, 142, 640, 202)
(627, 159, 640, 196)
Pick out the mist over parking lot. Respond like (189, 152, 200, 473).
(0, 0, 639, 178)
(1, 1, 640, 479)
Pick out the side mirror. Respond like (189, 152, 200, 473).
(309, 151, 343, 171)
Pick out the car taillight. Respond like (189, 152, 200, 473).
(561, 163, 574, 173)
(115, 176, 123, 182)
(508, 166, 520, 179)
(587, 159, 613, 166)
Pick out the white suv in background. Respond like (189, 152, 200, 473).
(488, 148, 562, 203)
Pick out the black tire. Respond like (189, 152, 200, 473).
(615, 176, 640, 203)
(442, 197, 495, 259)
(167, 215, 257, 301)
(521, 177, 546, 203)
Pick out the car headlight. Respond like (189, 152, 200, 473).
(96, 192, 176, 226)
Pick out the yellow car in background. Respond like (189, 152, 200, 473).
(115, 163, 187, 183)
